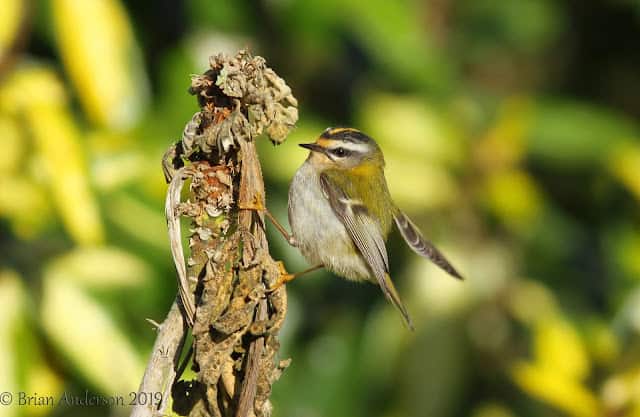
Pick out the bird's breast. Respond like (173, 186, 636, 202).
(288, 163, 371, 281)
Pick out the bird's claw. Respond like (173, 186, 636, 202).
(267, 261, 295, 292)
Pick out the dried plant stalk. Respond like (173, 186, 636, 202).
(131, 50, 298, 417)
(131, 300, 187, 417)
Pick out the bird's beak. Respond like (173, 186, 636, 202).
(299, 143, 325, 154)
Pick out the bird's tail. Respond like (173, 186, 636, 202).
(380, 273, 414, 331)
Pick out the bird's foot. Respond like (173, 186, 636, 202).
(267, 261, 296, 292)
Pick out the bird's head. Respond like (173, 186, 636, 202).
(299, 127, 384, 170)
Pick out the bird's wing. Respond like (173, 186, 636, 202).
(393, 209, 463, 280)
(319, 173, 413, 329)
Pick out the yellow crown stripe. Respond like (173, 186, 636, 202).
(322, 127, 360, 138)
(316, 138, 335, 147)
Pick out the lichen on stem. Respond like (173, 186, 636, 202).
(131, 50, 298, 417)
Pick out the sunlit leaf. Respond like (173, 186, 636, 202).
(408, 250, 469, 314)
(511, 361, 599, 417)
(388, 156, 459, 211)
(41, 272, 144, 395)
(607, 226, 640, 279)
(482, 169, 544, 231)
(534, 318, 590, 380)
(584, 319, 619, 366)
(0, 66, 67, 111)
(0, 271, 64, 416)
(0, 176, 52, 238)
(51, 0, 149, 129)
(358, 93, 463, 209)
(88, 130, 147, 191)
(507, 280, 559, 324)
(609, 142, 640, 201)
(30, 107, 105, 245)
(0, 67, 104, 245)
(0, 115, 23, 174)
(46, 246, 151, 289)
(0, 270, 25, 417)
(358, 93, 464, 164)
(0, 0, 24, 63)
(23, 365, 62, 417)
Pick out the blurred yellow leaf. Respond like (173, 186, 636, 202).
(0, 270, 24, 417)
(535, 318, 590, 380)
(475, 97, 532, 172)
(611, 228, 640, 278)
(0, 0, 23, 62)
(87, 130, 149, 190)
(408, 252, 469, 314)
(0, 176, 52, 238)
(0, 271, 64, 417)
(52, 0, 149, 129)
(46, 246, 151, 289)
(0, 66, 105, 245)
(386, 154, 459, 211)
(357, 92, 464, 210)
(507, 280, 559, 324)
(23, 362, 63, 417)
(482, 169, 544, 231)
(92, 148, 148, 196)
(0, 115, 23, 174)
(30, 107, 104, 245)
(0, 66, 67, 111)
(609, 142, 640, 201)
(511, 316, 597, 417)
(41, 272, 144, 395)
(511, 361, 600, 417)
(584, 320, 619, 366)
(358, 92, 464, 165)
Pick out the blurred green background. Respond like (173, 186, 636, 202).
(1, 0, 640, 416)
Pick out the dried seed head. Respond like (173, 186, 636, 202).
(184, 50, 298, 158)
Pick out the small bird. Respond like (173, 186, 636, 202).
(285, 127, 463, 329)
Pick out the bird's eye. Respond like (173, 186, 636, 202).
(333, 147, 347, 157)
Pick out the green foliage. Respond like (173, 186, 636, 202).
(1, 0, 639, 416)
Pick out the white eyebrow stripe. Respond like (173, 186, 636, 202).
(331, 142, 370, 154)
